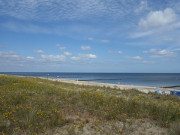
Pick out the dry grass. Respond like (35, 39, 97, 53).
(0, 75, 179, 134)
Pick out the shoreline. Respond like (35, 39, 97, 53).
(49, 78, 176, 94)
(1, 74, 179, 135)
(0, 74, 176, 94)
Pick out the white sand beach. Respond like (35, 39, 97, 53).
(50, 78, 174, 94)
(0, 74, 175, 94)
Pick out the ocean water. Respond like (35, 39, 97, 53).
(1, 72, 180, 89)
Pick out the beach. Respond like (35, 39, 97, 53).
(0, 73, 176, 94)
(1, 1, 180, 134)
(0, 74, 179, 134)
(1, 72, 180, 91)
(50, 78, 174, 94)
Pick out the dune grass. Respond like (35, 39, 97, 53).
(0, 75, 179, 134)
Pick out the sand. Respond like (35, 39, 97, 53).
(50, 78, 175, 94)
(0, 74, 175, 94)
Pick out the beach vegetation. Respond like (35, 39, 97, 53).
(0, 75, 179, 134)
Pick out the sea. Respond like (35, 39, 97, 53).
(1, 72, 180, 90)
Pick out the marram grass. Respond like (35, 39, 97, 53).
(0, 75, 179, 135)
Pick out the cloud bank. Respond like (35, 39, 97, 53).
(139, 8, 177, 30)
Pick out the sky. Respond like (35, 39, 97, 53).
(0, 0, 180, 73)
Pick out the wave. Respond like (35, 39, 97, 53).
(79, 78, 122, 81)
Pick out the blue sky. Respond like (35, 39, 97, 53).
(0, 0, 180, 72)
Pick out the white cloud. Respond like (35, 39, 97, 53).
(141, 60, 155, 64)
(125, 56, 143, 60)
(70, 56, 81, 61)
(101, 40, 109, 43)
(0, 51, 37, 67)
(26, 56, 35, 60)
(88, 37, 93, 41)
(41, 54, 66, 62)
(143, 49, 157, 54)
(64, 52, 72, 56)
(143, 48, 178, 58)
(118, 51, 123, 54)
(135, 1, 148, 13)
(150, 49, 177, 58)
(139, 8, 177, 30)
(59, 47, 66, 50)
(132, 60, 156, 64)
(130, 31, 154, 38)
(108, 50, 123, 54)
(0, 51, 22, 60)
(34, 50, 44, 54)
(56, 44, 66, 50)
(71, 53, 97, 61)
(81, 46, 91, 50)
(131, 8, 179, 38)
(0, 51, 69, 71)
(80, 54, 97, 59)
(0, 0, 142, 22)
